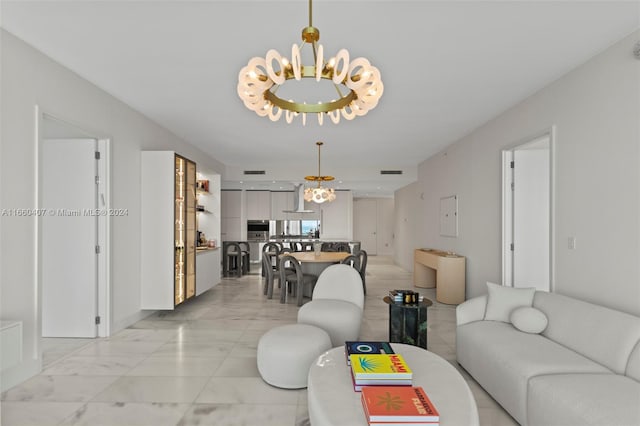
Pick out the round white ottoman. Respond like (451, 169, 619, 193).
(257, 323, 332, 389)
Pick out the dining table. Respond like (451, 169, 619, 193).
(289, 251, 351, 295)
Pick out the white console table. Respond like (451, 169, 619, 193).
(413, 248, 466, 304)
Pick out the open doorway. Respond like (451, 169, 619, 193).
(37, 108, 110, 338)
(502, 129, 554, 291)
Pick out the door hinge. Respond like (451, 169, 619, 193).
(510, 161, 514, 168)
(511, 182, 514, 191)
(95, 176, 100, 185)
(510, 243, 514, 251)
(95, 151, 101, 160)
(95, 245, 101, 254)
(95, 316, 101, 325)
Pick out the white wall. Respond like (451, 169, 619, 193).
(0, 30, 226, 389)
(395, 30, 640, 316)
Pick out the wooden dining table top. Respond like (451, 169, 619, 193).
(289, 251, 350, 263)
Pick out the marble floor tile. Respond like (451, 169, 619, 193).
(177, 403, 298, 426)
(0, 401, 84, 425)
(58, 402, 191, 426)
(169, 328, 244, 343)
(227, 340, 258, 358)
(41, 355, 146, 376)
(152, 340, 236, 358)
(128, 319, 190, 330)
(109, 328, 178, 342)
(125, 356, 226, 377)
(195, 377, 300, 404)
(92, 376, 209, 403)
(73, 339, 167, 357)
(213, 356, 260, 377)
(1, 375, 118, 402)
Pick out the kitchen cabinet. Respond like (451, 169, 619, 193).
(221, 190, 243, 241)
(246, 190, 271, 220)
(320, 190, 353, 240)
(270, 191, 293, 220)
(221, 190, 242, 218)
(141, 151, 197, 309)
(221, 217, 242, 241)
(196, 248, 220, 296)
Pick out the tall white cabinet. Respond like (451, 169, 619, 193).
(246, 190, 271, 220)
(141, 152, 222, 309)
(221, 190, 244, 241)
(141, 151, 196, 309)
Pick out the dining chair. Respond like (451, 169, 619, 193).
(321, 242, 335, 252)
(333, 242, 351, 253)
(279, 255, 318, 306)
(340, 254, 360, 269)
(297, 264, 364, 346)
(356, 250, 368, 294)
(262, 242, 281, 277)
(262, 252, 278, 299)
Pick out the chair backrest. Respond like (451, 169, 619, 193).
(312, 264, 364, 310)
(226, 242, 241, 255)
(279, 254, 303, 283)
(321, 242, 336, 252)
(262, 242, 280, 255)
(334, 242, 351, 253)
(340, 255, 360, 270)
(357, 250, 368, 279)
(262, 252, 274, 280)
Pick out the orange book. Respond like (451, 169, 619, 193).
(361, 386, 440, 423)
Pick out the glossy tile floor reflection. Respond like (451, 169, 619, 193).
(1, 256, 517, 426)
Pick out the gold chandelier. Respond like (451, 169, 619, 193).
(237, 0, 383, 125)
(304, 142, 336, 203)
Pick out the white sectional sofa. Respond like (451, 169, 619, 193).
(456, 286, 640, 426)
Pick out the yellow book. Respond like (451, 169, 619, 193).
(350, 353, 412, 380)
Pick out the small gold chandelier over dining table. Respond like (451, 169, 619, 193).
(237, 0, 383, 125)
(304, 142, 336, 203)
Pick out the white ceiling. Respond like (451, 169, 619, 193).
(2, 1, 638, 197)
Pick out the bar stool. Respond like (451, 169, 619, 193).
(224, 242, 244, 277)
(238, 241, 251, 274)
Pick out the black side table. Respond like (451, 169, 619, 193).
(383, 296, 433, 349)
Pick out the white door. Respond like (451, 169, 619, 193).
(503, 135, 551, 291)
(42, 138, 98, 337)
(354, 199, 377, 255)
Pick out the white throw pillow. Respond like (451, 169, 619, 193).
(510, 306, 548, 334)
(484, 282, 536, 323)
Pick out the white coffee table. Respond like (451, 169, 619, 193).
(307, 343, 479, 426)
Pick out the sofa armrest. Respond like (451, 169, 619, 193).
(456, 295, 487, 326)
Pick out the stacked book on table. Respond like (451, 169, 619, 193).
(361, 385, 440, 426)
(345, 342, 440, 425)
(349, 353, 413, 391)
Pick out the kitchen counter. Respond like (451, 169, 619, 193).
(269, 236, 357, 243)
(268, 237, 361, 254)
(196, 246, 219, 254)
